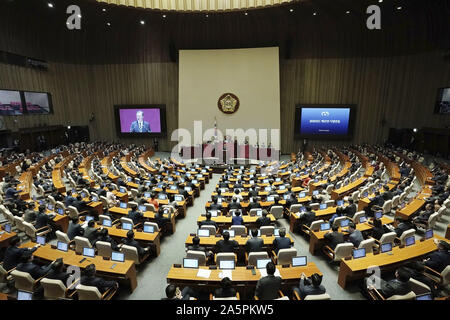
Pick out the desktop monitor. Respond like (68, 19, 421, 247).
(219, 260, 235, 270)
(138, 205, 146, 212)
(102, 219, 112, 227)
(320, 223, 330, 231)
(375, 211, 383, 219)
(381, 243, 392, 253)
(122, 222, 132, 231)
(111, 251, 125, 262)
(353, 248, 366, 259)
(292, 256, 307, 267)
(319, 203, 327, 210)
(83, 247, 95, 258)
(174, 195, 183, 202)
(143, 225, 155, 233)
(340, 219, 350, 227)
(57, 208, 64, 215)
(57, 241, 68, 252)
(425, 229, 433, 240)
(183, 258, 199, 269)
(119, 202, 127, 209)
(4, 224, 11, 233)
(184, 187, 192, 192)
(283, 194, 290, 200)
(256, 258, 272, 269)
(209, 210, 218, 217)
(405, 236, 415, 246)
(197, 229, 210, 237)
(312, 190, 319, 196)
(17, 290, 33, 300)
(36, 235, 46, 245)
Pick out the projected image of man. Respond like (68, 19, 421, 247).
(130, 110, 151, 132)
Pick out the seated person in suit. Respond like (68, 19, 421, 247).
(84, 220, 99, 245)
(382, 185, 394, 201)
(272, 229, 291, 254)
(46, 258, 70, 284)
(412, 203, 434, 224)
(35, 204, 56, 230)
(293, 272, 326, 300)
(344, 199, 357, 218)
(248, 187, 258, 199)
(246, 229, 264, 253)
(215, 231, 239, 253)
(231, 209, 244, 226)
(323, 225, 345, 250)
(232, 188, 244, 202)
(16, 251, 53, 280)
(122, 230, 150, 258)
(187, 236, 214, 262)
(298, 205, 316, 229)
(363, 267, 412, 299)
(385, 217, 415, 238)
(403, 261, 439, 297)
(256, 211, 272, 228)
(80, 264, 119, 294)
(347, 223, 364, 247)
(72, 195, 90, 213)
(94, 228, 120, 251)
(422, 240, 450, 273)
(209, 196, 222, 211)
(127, 203, 144, 225)
(228, 197, 242, 211)
(3, 236, 39, 271)
(200, 212, 218, 230)
(248, 196, 262, 210)
(268, 197, 282, 212)
(162, 284, 196, 300)
(329, 206, 345, 226)
(23, 202, 37, 223)
(148, 192, 159, 210)
(155, 207, 172, 229)
(214, 277, 237, 298)
(67, 217, 84, 240)
(255, 261, 282, 300)
(370, 218, 390, 240)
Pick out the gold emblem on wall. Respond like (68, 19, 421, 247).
(218, 93, 239, 114)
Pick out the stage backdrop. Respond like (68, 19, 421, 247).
(178, 47, 280, 148)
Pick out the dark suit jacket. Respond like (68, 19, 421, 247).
(16, 261, 52, 280)
(273, 237, 291, 254)
(84, 227, 99, 244)
(215, 239, 238, 253)
(228, 202, 242, 210)
(122, 238, 146, 257)
(72, 200, 89, 212)
(3, 246, 37, 271)
(130, 120, 151, 133)
(248, 202, 262, 210)
(256, 216, 271, 228)
(80, 275, 117, 294)
(210, 203, 222, 211)
(380, 279, 411, 298)
(300, 211, 315, 227)
(46, 269, 70, 283)
(345, 204, 357, 218)
(127, 210, 143, 225)
(200, 219, 218, 229)
(323, 231, 345, 250)
(245, 237, 264, 253)
(298, 278, 326, 300)
(35, 212, 52, 229)
(425, 251, 450, 273)
(231, 216, 243, 226)
(255, 275, 282, 300)
(67, 222, 84, 240)
(187, 244, 207, 253)
(214, 287, 237, 298)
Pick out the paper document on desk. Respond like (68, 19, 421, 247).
(258, 268, 281, 278)
(218, 270, 232, 280)
(197, 269, 211, 279)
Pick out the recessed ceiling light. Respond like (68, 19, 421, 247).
(244, 12, 248, 16)
(346, 11, 350, 14)
(397, 6, 402, 10)
(290, 9, 293, 12)
(102, 8, 106, 12)
(162, 14, 166, 18)
(378, 0, 383, 3)
(107, 22, 111, 26)
(140, 20, 145, 25)
(206, 14, 209, 18)
(313, 12, 317, 16)
(77, 14, 81, 18)
(47, 3, 54, 8)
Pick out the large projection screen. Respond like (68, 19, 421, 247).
(178, 47, 280, 147)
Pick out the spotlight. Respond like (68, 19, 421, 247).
(140, 20, 145, 25)
(313, 12, 317, 16)
(47, 3, 54, 8)
(290, 9, 293, 12)
(413, 128, 418, 133)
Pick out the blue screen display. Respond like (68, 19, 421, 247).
(300, 108, 351, 135)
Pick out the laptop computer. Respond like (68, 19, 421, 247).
(138, 205, 146, 212)
(224, 229, 235, 238)
(405, 236, 415, 246)
(183, 258, 199, 269)
(57, 241, 68, 252)
(102, 219, 112, 227)
(265, 186, 272, 192)
(170, 185, 177, 190)
(184, 187, 192, 192)
(267, 196, 274, 202)
(312, 190, 319, 196)
(425, 229, 433, 240)
(256, 209, 263, 217)
(375, 211, 383, 219)
(81, 192, 86, 198)
(279, 185, 286, 190)
(36, 235, 46, 245)
(92, 196, 98, 202)
(174, 195, 183, 202)
(320, 223, 331, 231)
(299, 192, 306, 198)
(381, 242, 392, 253)
(292, 256, 307, 267)
(119, 202, 127, 209)
(85, 216, 94, 222)
(122, 222, 132, 231)
(47, 203, 54, 210)
(158, 194, 167, 200)
(119, 187, 127, 193)
(416, 293, 433, 300)
(353, 248, 366, 259)
(83, 247, 95, 258)
(197, 229, 210, 237)
(111, 251, 125, 263)
(17, 290, 33, 300)
(362, 192, 368, 198)
(143, 225, 155, 233)
(219, 260, 235, 270)
(319, 203, 327, 210)
(340, 219, 350, 227)
(274, 228, 280, 236)
(359, 216, 367, 223)
(144, 192, 151, 198)
(4, 224, 11, 233)
(337, 200, 344, 206)
(256, 258, 272, 269)
(57, 208, 64, 215)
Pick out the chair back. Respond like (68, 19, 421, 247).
(247, 252, 269, 266)
(56, 231, 71, 244)
(399, 229, 415, 245)
(332, 216, 348, 228)
(120, 217, 134, 226)
(289, 204, 302, 213)
(200, 225, 216, 235)
(304, 293, 331, 300)
(22, 221, 37, 239)
(270, 206, 284, 219)
(144, 203, 156, 212)
(277, 248, 298, 265)
(427, 212, 439, 229)
(333, 243, 354, 261)
(121, 244, 140, 264)
(309, 220, 324, 232)
(391, 195, 400, 208)
(382, 200, 392, 214)
(230, 225, 246, 236)
(310, 203, 320, 211)
(379, 232, 397, 245)
(14, 216, 26, 232)
(186, 250, 206, 266)
(387, 291, 416, 300)
(325, 200, 335, 206)
(98, 215, 111, 225)
(358, 238, 376, 254)
(74, 236, 92, 254)
(144, 221, 160, 232)
(11, 270, 35, 292)
(353, 211, 365, 223)
(47, 195, 56, 206)
(215, 253, 236, 265)
(56, 201, 66, 210)
(408, 278, 431, 295)
(67, 206, 80, 219)
(441, 265, 450, 286)
(76, 284, 102, 300)
(260, 226, 275, 236)
(95, 241, 112, 257)
(41, 278, 67, 299)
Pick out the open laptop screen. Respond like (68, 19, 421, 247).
(353, 248, 366, 259)
(183, 258, 199, 269)
(219, 260, 235, 270)
(111, 251, 125, 262)
(256, 258, 271, 269)
(292, 256, 307, 267)
(83, 247, 95, 258)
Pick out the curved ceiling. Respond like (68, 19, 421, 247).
(96, 0, 303, 12)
